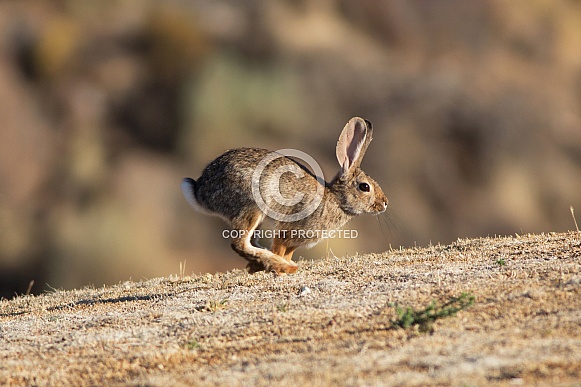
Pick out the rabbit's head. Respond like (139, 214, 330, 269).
(329, 117, 388, 216)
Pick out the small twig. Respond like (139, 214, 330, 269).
(571, 206, 579, 232)
(179, 260, 186, 278)
(25, 280, 34, 296)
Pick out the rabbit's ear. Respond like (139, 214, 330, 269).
(336, 117, 373, 176)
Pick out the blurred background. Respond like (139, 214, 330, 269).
(1, 0, 581, 298)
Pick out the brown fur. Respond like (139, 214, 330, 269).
(181, 117, 388, 274)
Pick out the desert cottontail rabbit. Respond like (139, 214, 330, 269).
(181, 117, 388, 274)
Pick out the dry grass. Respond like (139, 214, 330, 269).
(1, 232, 580, 386)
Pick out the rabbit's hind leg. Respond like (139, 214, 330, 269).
(230, 211, 297, 275)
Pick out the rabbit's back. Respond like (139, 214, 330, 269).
(194, 148, 264, 219)
(194, 148, 322, 221)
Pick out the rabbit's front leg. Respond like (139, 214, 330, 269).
(271, 239, 297, 262)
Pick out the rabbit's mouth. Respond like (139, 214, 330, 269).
(369, 200, 388, 215)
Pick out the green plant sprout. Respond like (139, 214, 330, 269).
(390, 292, 475, 333)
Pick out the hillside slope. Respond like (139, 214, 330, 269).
(1, 232, 580, 386)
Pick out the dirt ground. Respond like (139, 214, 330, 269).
(1, 232, 580, 386)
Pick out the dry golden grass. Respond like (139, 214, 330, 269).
(1, 232, 580, 386)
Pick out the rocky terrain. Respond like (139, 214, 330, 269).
(1, 232, 579, 385)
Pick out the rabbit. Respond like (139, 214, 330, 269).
(181, 117, 388, 274)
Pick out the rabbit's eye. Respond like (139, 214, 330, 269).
(359, 182, 370, 192)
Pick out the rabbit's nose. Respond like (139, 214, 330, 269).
(378, 199, 388, 213)
(382, 196, 389, 209)
(374, 198, 388, 214)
